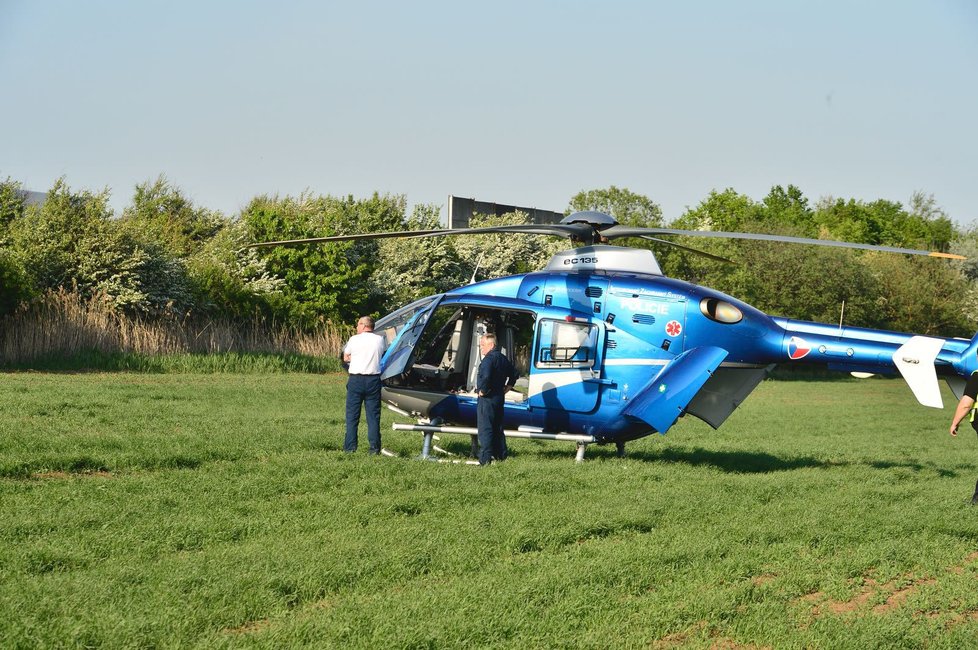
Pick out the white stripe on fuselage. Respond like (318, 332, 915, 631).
(528, 359, 668, 397)
(527, 358, 760, 397)
(603, 359, 670, 367)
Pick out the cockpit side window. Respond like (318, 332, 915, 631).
(535, 320, 597, 369)
(414, 307, 466, 370)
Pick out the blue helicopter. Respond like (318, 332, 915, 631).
(252, 211, 975, 461)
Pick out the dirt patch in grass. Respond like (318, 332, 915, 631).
(872, 579, 936, 614)
(826, 580, 880, 614)
(798, 576, 936, 617)
(796, 551, 978, 622)
(751, 573, 778, 587)
(652, 620, 708, 648)
(950, 551, 978, 574)
(223, 618, 272, 635)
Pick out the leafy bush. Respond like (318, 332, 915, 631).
(7, 179, 195, 314)
(120, 175, 224, 256)
(186, 219, 284, 319)
(0, 177, 26, 236)
(242, 192, 408, 328)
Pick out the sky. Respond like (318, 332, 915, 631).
(1, 0, 976, 225)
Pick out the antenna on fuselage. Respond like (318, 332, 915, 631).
(469, 254, 484, 284)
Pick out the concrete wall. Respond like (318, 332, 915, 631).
(447, 195, 563, 229)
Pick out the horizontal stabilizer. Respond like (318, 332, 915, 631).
(623, 346, 728, 433)
(685, 365, 772, 429)
(892, 336, 944, 408)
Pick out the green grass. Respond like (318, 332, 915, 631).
(2, 372, 978, 648)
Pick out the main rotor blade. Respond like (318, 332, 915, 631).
(602, 226, 965, 259)
(245, 229, 447, 248)
(638, 236, 736, 264)
(246, 222, 599, 249)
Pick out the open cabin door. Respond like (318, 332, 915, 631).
(380, 296, 443, 380)
(382, 297, 537, 401)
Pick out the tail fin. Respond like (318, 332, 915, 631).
(893, 336, 944, 408)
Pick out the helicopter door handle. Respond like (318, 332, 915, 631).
(584, 377, 615, 386)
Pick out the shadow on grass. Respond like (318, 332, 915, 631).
(646, 447, 837, 473)
(530, 445, 964, 478)
(531, 444, 839, 473)
(867, 459, 960, 478)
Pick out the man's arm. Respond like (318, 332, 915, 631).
(950, 395, 976, 437)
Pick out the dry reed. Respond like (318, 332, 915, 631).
(0, 288, 348, 364)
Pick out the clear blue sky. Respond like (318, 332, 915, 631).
(2, 0, 976, 224)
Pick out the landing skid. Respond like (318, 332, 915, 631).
(392, 422, 599, 462)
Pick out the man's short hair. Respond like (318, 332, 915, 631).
(358, 316, 375, 329)
(482, 333, 497, 347)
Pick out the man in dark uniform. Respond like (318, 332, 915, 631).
(949, 368, 978, 503)
(476, 332, 517, 465)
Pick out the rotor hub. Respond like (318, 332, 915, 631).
(559, 211, 619, 229)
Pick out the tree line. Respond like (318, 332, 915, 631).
(1, 177, 976, 340)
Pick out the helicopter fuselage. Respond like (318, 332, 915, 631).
(375, 245, 978, 445)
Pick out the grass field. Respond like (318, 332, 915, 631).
(2, 371, 978, 648)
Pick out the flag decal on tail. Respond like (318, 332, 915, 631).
(787, 336, 811, 360)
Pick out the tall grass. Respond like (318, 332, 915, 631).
(0, 289, 348, 367)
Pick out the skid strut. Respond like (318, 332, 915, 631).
(575, 442, 588, 462)
(392, 423, 597, 462)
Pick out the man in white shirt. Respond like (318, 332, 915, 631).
(342, 316, 387, 454)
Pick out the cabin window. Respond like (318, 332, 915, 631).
(536, 319, 597, 369)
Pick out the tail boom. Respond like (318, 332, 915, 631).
(773, 318, 978, 409)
